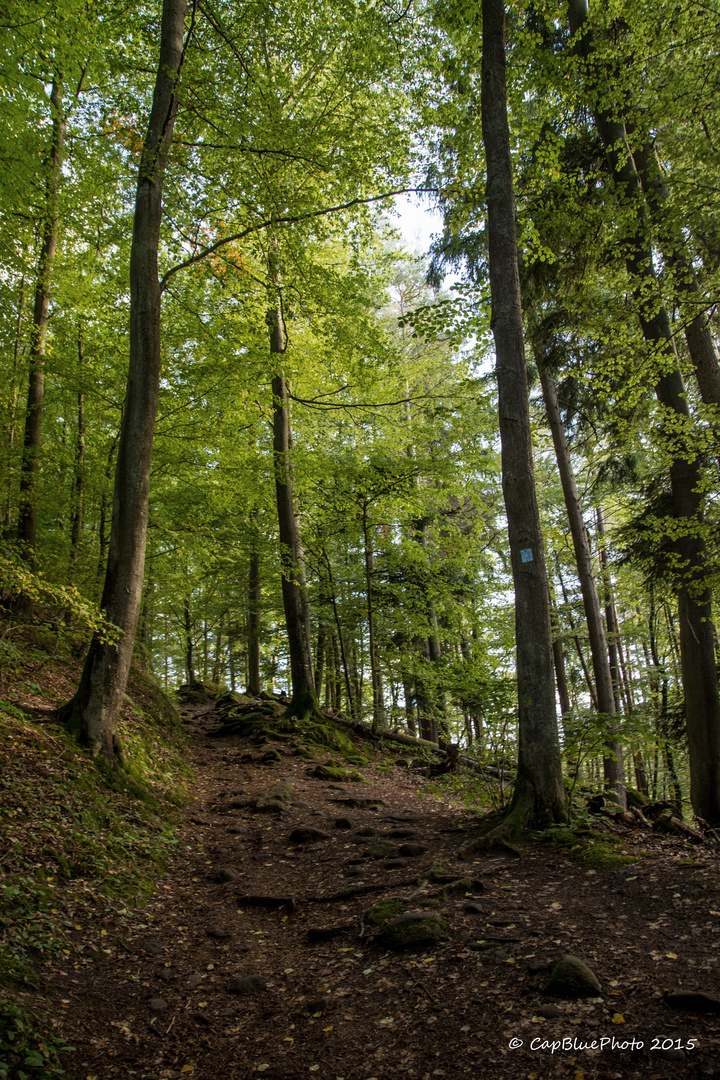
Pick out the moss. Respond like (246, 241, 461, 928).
(377, 911, 447, 950)
(311, 763, 366, 783)
(364, 897, 407, 926)
(367, 841, 396, 859)
(579, 841, 636, 870)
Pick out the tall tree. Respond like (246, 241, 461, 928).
(481, 0, 565, 827)
(568, 0, 720, 824)
(61, 0, 188, 762)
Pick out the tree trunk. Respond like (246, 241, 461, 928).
(402, 676, 417, 737)
(184, 597, 194, 685)
(314, 620, 326, 699)
(631, 140, 720, 409)
(270, 319, 316, 715)
(539, 364, 625, 804)
(5, 275, 26, 529)
(17, 77, 66, 558)
(569, 0, 720, 824)
(60, 0, 188, 763)
(247, 548, 262, 696)
(362, 505, 386, 731)
(68, 390, 85, 565)
(482, 0, 566, 827)
(549, 589, 572, 720)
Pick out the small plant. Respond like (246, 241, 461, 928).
(0, 999, 72, 1080)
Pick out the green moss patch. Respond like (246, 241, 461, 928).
(364, 897, 408, 926)
(377, 911, 448, 950)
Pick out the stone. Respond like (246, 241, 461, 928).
(537, 1005, 562, 1019)
(355, 826, 376, 837)
(141, 940, 165, 956)
(365, 897, 407, 926)
(289, 826, 331, 845)
(659, 1049, 686, 1062)
(334, 817, 354, 830)
(488, 949, 511, 963)
(344, 867, 363, 877)
(215, 867, 242, 883)
(148, 997, 168, 1012)
(227, 826, 246, 835)
(228, 974, 267, 995)
(219, 1007, 237, 1017)
(367, 841, 396, 859)
(439, 878, 476, 896)
(664, 990, 720, 1014)
(261, 748, 282, 764)
(464, 902, 484, 914)
(206, 926, 232, 940)
(388, 828, 418, 839)
(398, 842, 428, 858)
(307, 996, 330, 1015)
(186, 974, 203, 989)
(542, 956, 602, 999)
(377, 910, 448, 950)
(254, 782, 293, 814)
(383, 858, 410, 870)
(157, 967, 174, 982)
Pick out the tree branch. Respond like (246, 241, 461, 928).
(159, 187, 438, 293)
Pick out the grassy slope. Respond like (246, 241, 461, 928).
(0, 617, 192, 1080)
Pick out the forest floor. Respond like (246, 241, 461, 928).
(46, 699, 720, 1080)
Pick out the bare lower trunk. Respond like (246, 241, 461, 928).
(540, 364, 625, 804)
(270, 322, 315, 714)
(482, 1, 565, 825)
(60, 0, 188, 763)
(362, 507, 386, 731)
(247, 549, 261, 696)
(17, 78, 66, 558)
(184, 598, 194, 684)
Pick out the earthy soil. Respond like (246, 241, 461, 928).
(55, 703, 720, 1080)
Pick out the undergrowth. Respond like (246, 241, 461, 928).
(0, 616, 192, 1079)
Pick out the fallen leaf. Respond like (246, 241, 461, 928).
(611, 1013, 625, 1024)
(666, 952, 678, 960)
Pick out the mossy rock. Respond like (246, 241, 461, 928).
(624, 787, 649, 810)
(377, 910, 447, 951)
(254, 782, 293, 814)
(367, 840, 397, 859)
(364, 897, 408, 926)
(578, 840, 636, 870)
(542, 955, 602, 999)
(346, 754, 370, 767)
(434, 877, 476, 897)
(311, 764, 366, 783)
(261, 748, 282, 764)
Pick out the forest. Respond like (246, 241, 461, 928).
(2, 0, 720, 1076)
(2, 0, 720, 818)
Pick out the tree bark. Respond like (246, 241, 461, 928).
(482, 0, 566, 825)
(17, 77, 66, 558)
(60, 0, 188, 762)
(539, 365, 625, 805)
(184, 597, 194, 684)
(269, 312, 316, 716)
(569, 0, 720, 824)
(69, 324, 86, 566)
(362, 505, 386, 731)
(247, 548, 262, 696)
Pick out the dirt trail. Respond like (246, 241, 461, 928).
(57, 705, 720, 1080)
